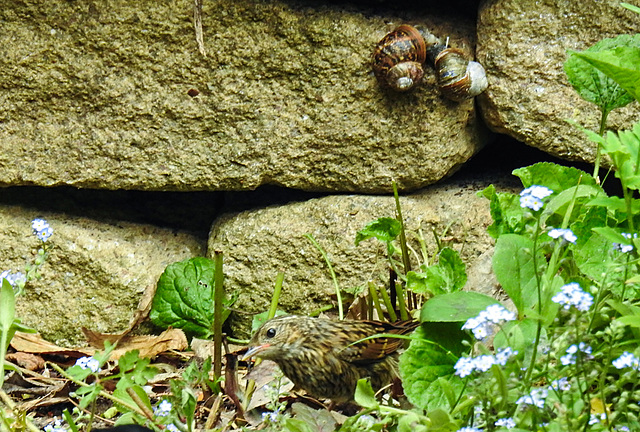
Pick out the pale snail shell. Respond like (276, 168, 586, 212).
(372, 24, 426, 92)
(433, 47, 488, 101)
(372, 24, 488, 100)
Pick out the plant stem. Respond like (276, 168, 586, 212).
(268, 272, 284, 319)
(213, 250, 224, 381)
(377, 283, 398, 321)
(305, 234, 343, 319)
(368, 282, 386, 320)
(593, 108, 609, 179)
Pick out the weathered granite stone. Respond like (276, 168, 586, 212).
(2, 206, 204, 346)
(208, 174, 519, 337)
(0, 0, 485, 193)
(477, 0, 640, 163)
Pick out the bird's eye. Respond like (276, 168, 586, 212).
(266, 328, 276, 338)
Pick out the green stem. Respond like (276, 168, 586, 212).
(395, 282, 408, 321)
(49, 363, 150, 420)
(305, 234, 343, 319)
(368, 282, 386, 320)
(593, 108, 609, 179)
(377, 284, 397, 322)
(268, 272, 285, 319)
(213, 250, 224, 381)
(393, 181, 412, 275)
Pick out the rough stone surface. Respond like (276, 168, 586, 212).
(0, 0, 485, 193)
(208, 174, 519, 337)
(2, 206, 205, 346)
(477, 0, 640, 164)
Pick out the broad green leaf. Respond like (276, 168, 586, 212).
(617, 315, 640, 328)
(513, 162, 597, 193)
(150, 257, 237, 338)
(565, 35, 640, 110)
(420, 291, 500, 322)
(399, 323, 467, 411)
(575, 46, 640, 102)
(355, 217, 401, 246)
(492, 234, 543, 315)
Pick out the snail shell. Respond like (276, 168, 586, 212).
(372, 25, 426, 92)
(434, 47, 488, 101)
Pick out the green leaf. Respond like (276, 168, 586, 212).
(399, 323, 467, 411)
(622, 2, 640, 15)
(492, 234, 543, 316)
(354, 378, 378, 409)
(150, 257, 237, 338)
(575, 45, 640, 102)
(0, 279, 16, 355)
(564, 35, 640, 110)
(513, 163, 597, 193)
(601, 123, 640, 190)
(420, 291, 500, 322)
(478, 185, 525, 238)
(407, 248, 467, 296)
(290, 403, 337, 432)
(355, 217, 401, 246)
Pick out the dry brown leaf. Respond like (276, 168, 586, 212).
(10, 332, 93, 357)
(5, 352, 46, 371)
(109, 328, 188, 360)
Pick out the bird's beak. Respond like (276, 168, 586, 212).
(241, 344, 270, 361)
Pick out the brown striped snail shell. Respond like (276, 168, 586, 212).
(372, 24, 426, 92)
(433, 47, 488, 101)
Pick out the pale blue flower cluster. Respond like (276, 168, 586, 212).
(462, 304, 516, 340)
(612, 351, 640, 370)
(454, 348, 518, 378)
(550, 377, 571, 391)
(31, 218, 53, 242)
(166, 424, 179, 432)
(613, 232, 637, 253)
(548, 227, 577, 244)
(0, 270, 26, 289)
(75, 356, 100, 373)
(589, 413, 606, 425)
(551, 282, 593, 311)
(495, 417, 516, 429)
(154, 399, 172, 417)
(457, 428, 483, 432)
(520, 185, 553, 211)
(560, 342, 592, 366)
(44, 418, 68, 432)
(516, 387, 548, 409)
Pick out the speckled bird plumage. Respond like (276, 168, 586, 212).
(244, 315, 419, 402)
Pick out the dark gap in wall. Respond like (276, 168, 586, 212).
(0, 187, 224, 239)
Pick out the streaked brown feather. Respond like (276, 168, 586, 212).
(244, 315, 419, 402)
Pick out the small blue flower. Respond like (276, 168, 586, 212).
(32, 218, 53, 242)
(520, 186, 553, 211)
(612, 351, 640, 370)
(75, 356, 100, 373)
(495, 417, 516, 429)
(154, 399, 172, 417)
(166, 424, 179, 432)
(495, 347, 518, 366)
(457, 428, 483, 432)
(0, 270, 26, 289)
(462, 304, 516, 341)
(516, 387, 548, 409)
(613, 233, 637, 253)
(454, 356, 476, 378)
(589, 413, 606, 425)
(548, 228, 577, 244)
(44, 418, 68, 432)
(550, 377, 571, 391)
(560, 343, 592, 366)
(552, 282, 593, 311)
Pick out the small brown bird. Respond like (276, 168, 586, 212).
(243, 315, 419, 402)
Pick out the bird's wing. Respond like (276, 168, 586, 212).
(338, 320, 419, 365)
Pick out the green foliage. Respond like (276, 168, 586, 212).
(420, 291, 500, 322)
(407, 247, 467, 296)
(150, 257, 237, 338)
(399, 323, 467, 412)
(565, 34, 640, 113)
(355, 217, 402, 246)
